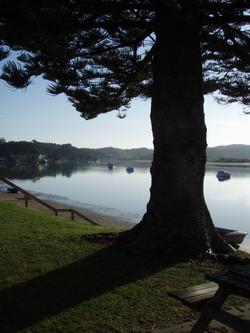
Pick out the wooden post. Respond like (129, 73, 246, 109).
(25, 194, 28, 207)
(0, 177, 99, 225)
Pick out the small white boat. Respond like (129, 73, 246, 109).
(126, 166, 134, 173)
(216, 170, 231, 181)
(216, 227, 248, 245)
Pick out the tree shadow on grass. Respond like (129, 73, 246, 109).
(0, 244, 173, 332)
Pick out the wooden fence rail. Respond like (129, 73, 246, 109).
(0, 176, 99, 225)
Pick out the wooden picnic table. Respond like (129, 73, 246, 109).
(190, 264, 250, 333)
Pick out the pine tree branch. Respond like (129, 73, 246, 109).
(78, 30, 153, 58)
(203, 0, 250, 12)
(204, 31, 249, 58)
(203, 14, 250, 26)
(76, 0, 153, 11)
(114, 44, 155, 100)
(67, 19, 154, 31)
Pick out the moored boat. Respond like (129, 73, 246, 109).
(126, 166, 134, 173)
(216, 170, 231, 182)
(216, 227, 248, 245)
(107, 163, 113, 170)
(216, 170, 231, 180)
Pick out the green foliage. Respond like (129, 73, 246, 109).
(1, 60, 31, 88)
(5, 140, 250, 164)
(0, 139, 155, 163)
(0, 1, 249, 118)
(0, 140, 104, 162)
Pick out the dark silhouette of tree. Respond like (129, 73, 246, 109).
(0, 0, 249, 256)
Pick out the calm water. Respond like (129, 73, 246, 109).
(2, 163, 250, 244)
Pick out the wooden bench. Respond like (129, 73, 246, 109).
(170, 282, 249, 332)
(169, 282, 219, 309)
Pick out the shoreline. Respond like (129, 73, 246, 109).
(207, 161, 250, 167)
(1, 191, 250, 254)
(0, 191, 135, 230)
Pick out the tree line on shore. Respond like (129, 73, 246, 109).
(1, 139, 250, 164)
(0, 139, 103, 164)
(0, 139, 153, 164)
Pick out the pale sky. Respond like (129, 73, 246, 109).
(0, 75, 249, 149)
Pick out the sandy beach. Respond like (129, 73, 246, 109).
(0, 191, 135, 230)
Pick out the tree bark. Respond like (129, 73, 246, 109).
(120, 2, 232, 257)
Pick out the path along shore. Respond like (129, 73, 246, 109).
(0, 191, 135, 230)
(1, 190, 249, 254)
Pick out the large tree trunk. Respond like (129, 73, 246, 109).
(120, 2, 232, 257)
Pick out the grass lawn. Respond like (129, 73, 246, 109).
(0, 201, 247, 332)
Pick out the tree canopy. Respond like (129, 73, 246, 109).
(0, 0, 249, 118)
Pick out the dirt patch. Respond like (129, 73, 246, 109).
(81, 233, 119, 245)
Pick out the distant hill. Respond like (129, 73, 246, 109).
(0, 140, 105, 163)
(95, 147, 153, 160)
(1, 139, 250, 164)
(0, 140, 154, 164)
(207, 144, 250, 162)
(96, 145, 250, 162)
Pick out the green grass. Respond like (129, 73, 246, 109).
(0, 201, 247, 332)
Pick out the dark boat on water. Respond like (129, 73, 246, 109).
(126, 166, 134, 173)
(107, 163, 113, 170)
(216, 170, 231, 181)
(216, 227, 248, 245)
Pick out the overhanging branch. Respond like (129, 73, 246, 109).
(114, 44, 155, 100)
(203, 14, 250, 26)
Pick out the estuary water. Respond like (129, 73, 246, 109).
(2, 162, 250, 245)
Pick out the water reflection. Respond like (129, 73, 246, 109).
(217, 178, 230, 182)
(1, 162, 250, 245)
(205, 165, 250, 245)
(2, 162, 151, 224)
(0, 162, 84, 180)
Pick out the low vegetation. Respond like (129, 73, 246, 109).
(0, 139, 154, 165)
(2, 139, 250, 166)
(0, 201, 248, 332)
(0, 139, 104, 164)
